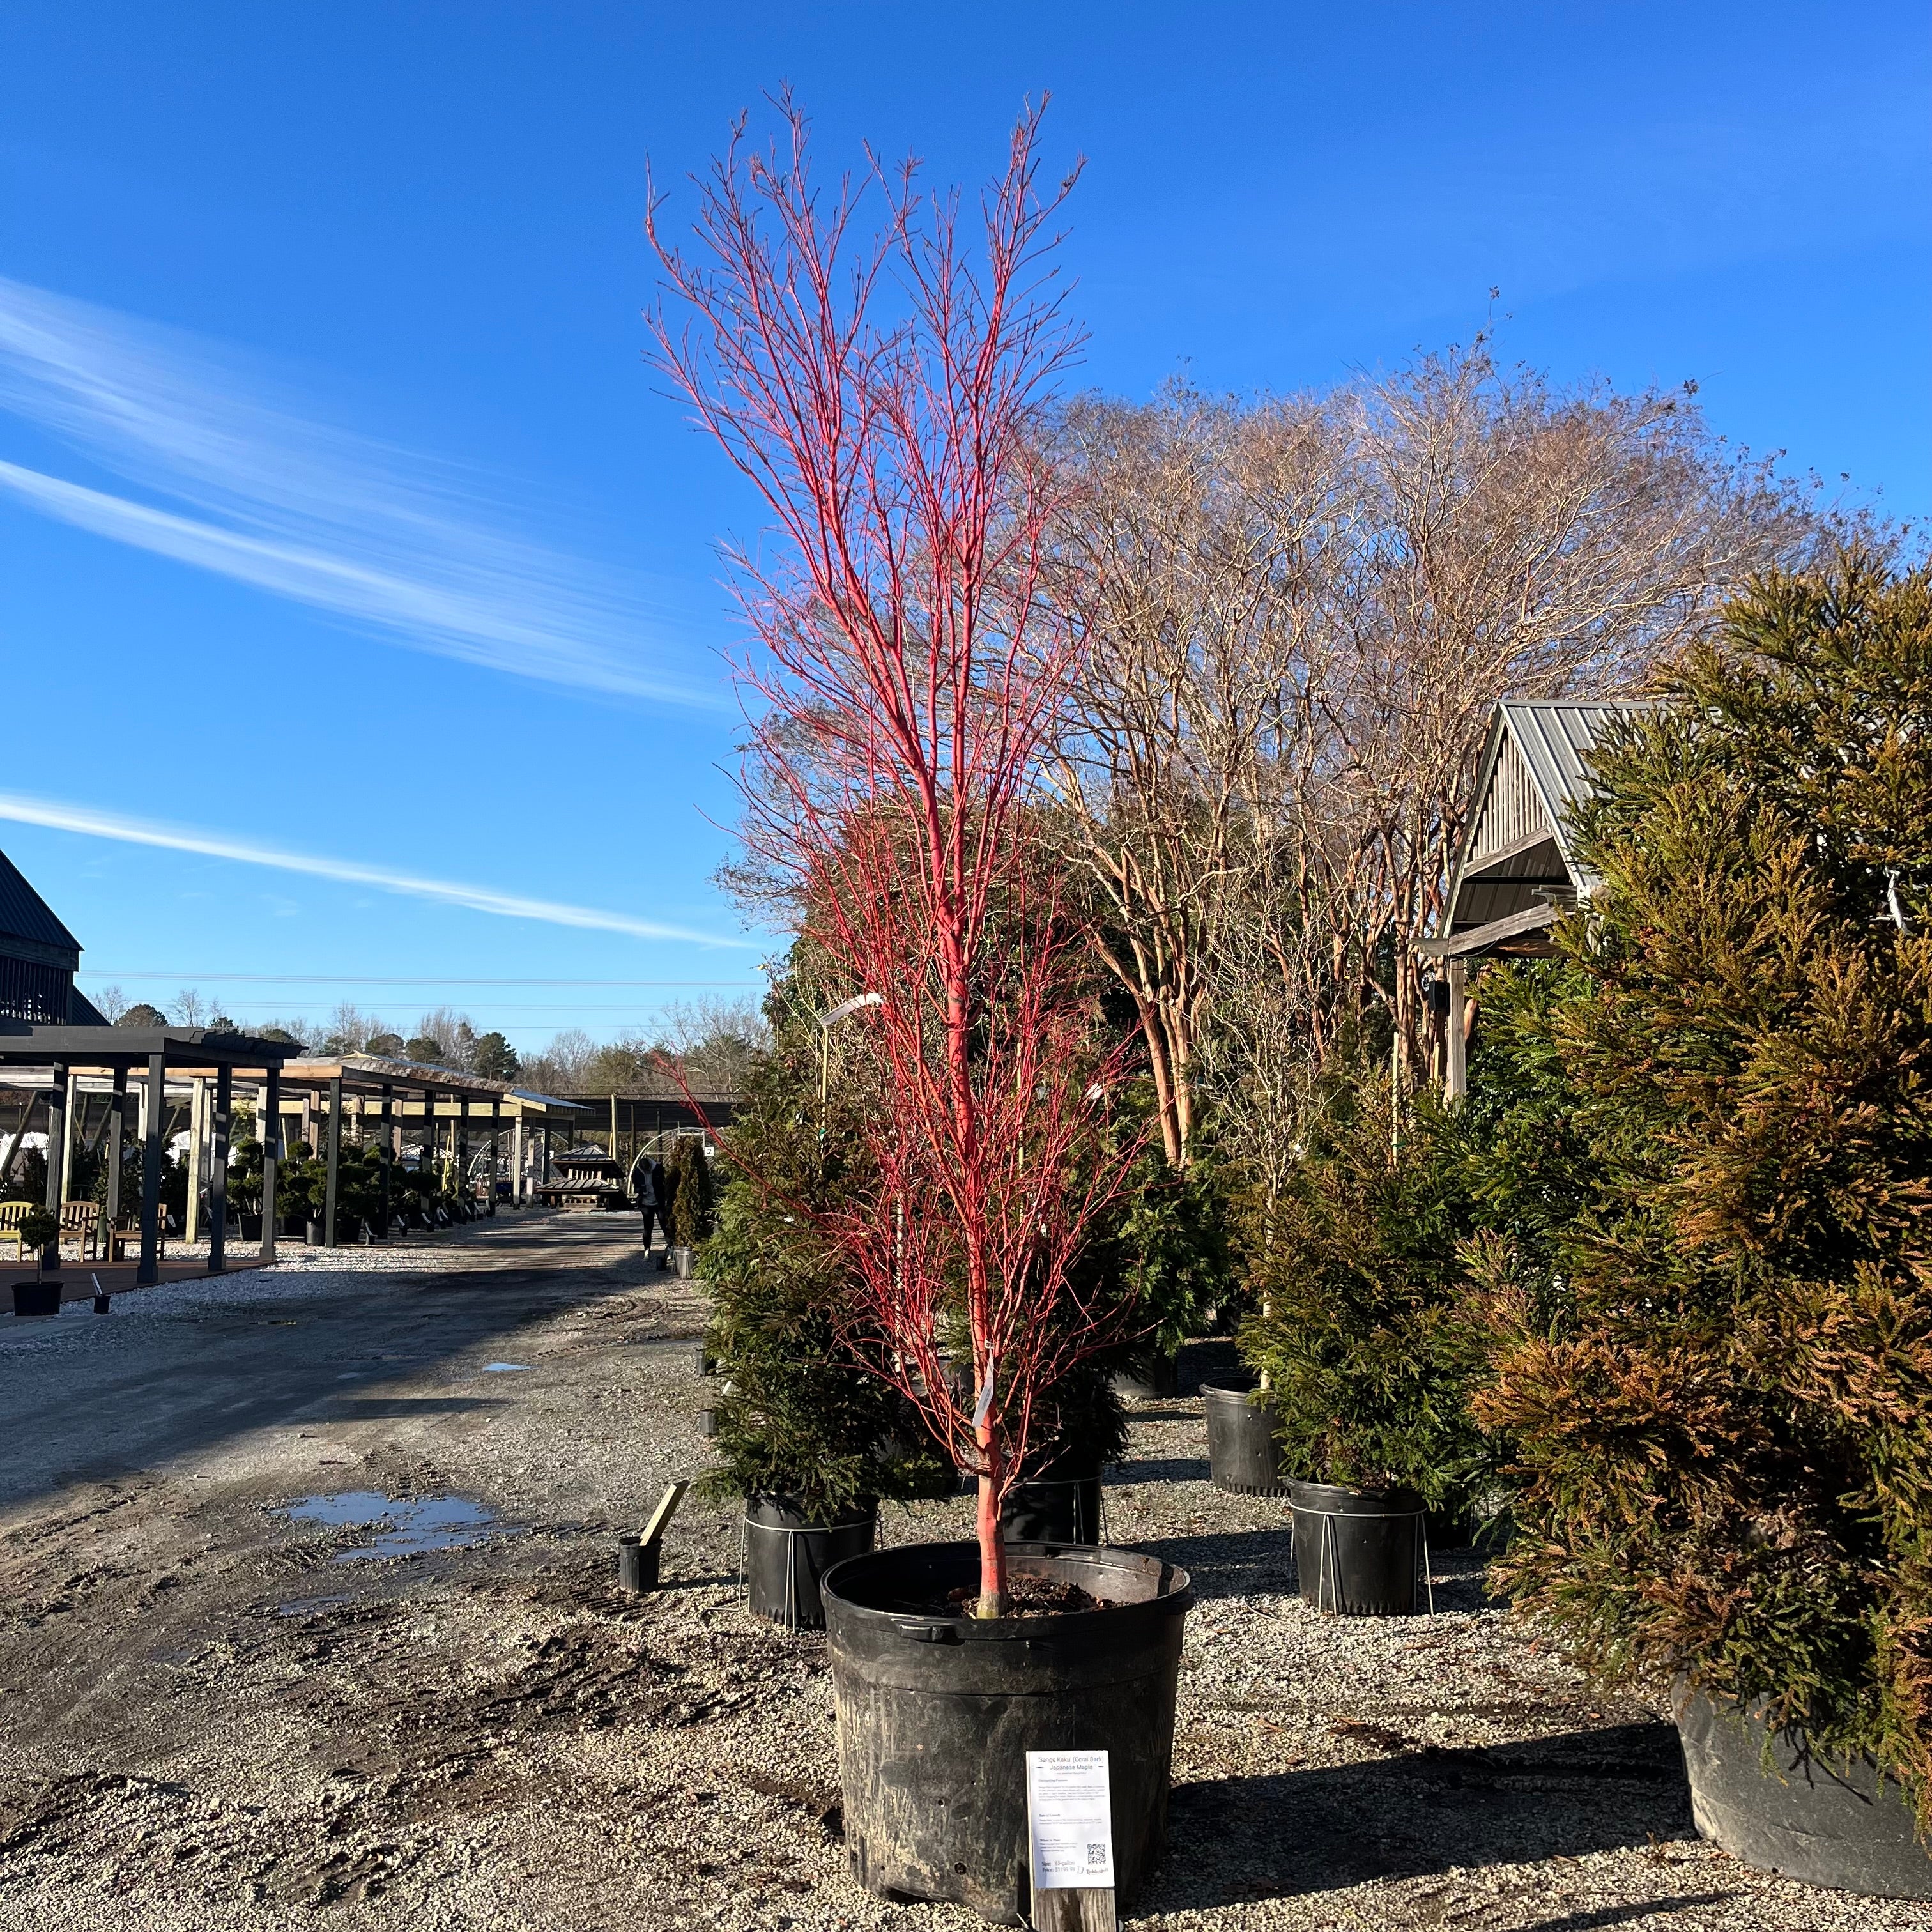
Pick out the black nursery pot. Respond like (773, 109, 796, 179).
(824, 1540, 1193, 1924)
(1000, 1453, 1103, 1545)
(616, 1535, 661, 1594)
(1673, 1686, 1932, 1900)
(1288, 1478, 1427, 1616)
(1202, 1381, 1283, 1495)
(743, 1494, 876, 1632)
(12, 1279, 61, 1318)
(1113, 1350, 1179, 1399)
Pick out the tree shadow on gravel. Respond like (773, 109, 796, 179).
(1131, 1527, 1298, 1598)
(1147, 1722, 1699, 1910)
(1110, 1455, 1214, 1484)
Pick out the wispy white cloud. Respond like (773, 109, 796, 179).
(0, 788, 754, 949)
(0, 276, 722, 707)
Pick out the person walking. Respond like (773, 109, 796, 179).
(634, 1156, 662, 1253)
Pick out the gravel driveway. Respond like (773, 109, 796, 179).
(0, 1214, 1923, 1931)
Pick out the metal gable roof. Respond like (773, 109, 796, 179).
(1441, 697, 1655, 942)
(1493, 699, 1653, 873)
(0, 845, 81, 962)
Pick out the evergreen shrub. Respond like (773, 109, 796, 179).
(700, 998, 939, 1521)
(1237, 1068, 1485, 1505)
(1465, 553, 1932, 1818)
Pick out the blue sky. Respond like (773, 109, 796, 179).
(0, 3, 1925, 1053)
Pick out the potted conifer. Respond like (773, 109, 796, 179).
(1239, 1068, 1482, 1614)
(700, 996, 942, 1630)
(11, 1204, 62, 1317)
(652, 103, 1193, 1920)
(666, 1134, 712, 1278)
(1464, 553, 1932, 1899)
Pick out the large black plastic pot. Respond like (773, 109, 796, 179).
(743, 1495, 876, 1632)
(1674, 1687, 1932, 1899)
(1000, 1456, 1103, 1544)
(12, 1279, 61, 1318)
(1203, 1381, 1282, 1495)
(1288, 1478, 1427, 1616)
(1113, 1350, 1178, 1399)
(824, 1540, 1192, 1924)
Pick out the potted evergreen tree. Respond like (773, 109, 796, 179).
(701, 1002, 942, 1629)
(666, 1134, 712, 1278)
(1464, 553, 1932, 1899)
(11, 1204, 61, 1317)
(652, 102, 1193, 1920)
(1239, 1067, 1482, 1614)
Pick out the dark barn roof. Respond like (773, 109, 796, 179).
(0, 846, 82, 968)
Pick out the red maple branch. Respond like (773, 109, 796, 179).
(649, 94, 1144, 1613)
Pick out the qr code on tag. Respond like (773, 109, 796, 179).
(1087, 1844, 1105, 1866)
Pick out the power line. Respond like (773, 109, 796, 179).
(83, 974, 762, 988)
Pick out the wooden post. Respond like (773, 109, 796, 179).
(1445, 960, 1469, 1103)
(105, 1065, 127, 1234)
(457, 1100, 470, 1210)
(259, 1068, 280, 1264)
(512, 1114, 525, 1204)
(380, 1082, 394, 1237)
(184, 1075, 206, 1243)
(488, 1099, 501, 1215)
(323, 1074, 342, 1247)
(42, 1063, 68, 1273)
(137, 1052, 165, 1286)
(208, 1062, 232, 1273)
(62, 1068, 79, 1204)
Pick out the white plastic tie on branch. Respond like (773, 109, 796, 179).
(972, 1367, 995, 1432)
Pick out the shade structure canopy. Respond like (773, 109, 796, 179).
(0, 1023, 295, 1286)
(0, 1032, 586, 1287)
(1420, 698, 1651, 1098)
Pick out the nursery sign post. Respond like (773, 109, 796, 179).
(1025, 1750, 1116, 1930)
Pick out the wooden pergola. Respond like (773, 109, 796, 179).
(272, 1054, 583, 1240)
(0, 1036, 583, 1287)
(1420, 698, 1648, 1097)
(0, 1023, 291, 1286)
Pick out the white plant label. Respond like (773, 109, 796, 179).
(1026, 1749, 1114, 1891)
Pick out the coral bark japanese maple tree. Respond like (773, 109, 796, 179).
(650, 100, 1140, 1614)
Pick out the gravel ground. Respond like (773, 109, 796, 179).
(1, 1213, 1925, 1932)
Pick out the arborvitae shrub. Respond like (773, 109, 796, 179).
(1236, 1066, 1484, 1504)
(700, 990, 939, 1519)
(668, 1135, 714, 1248)
(1466, 551, 1932, 1817)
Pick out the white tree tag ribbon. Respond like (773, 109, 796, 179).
(971, 1367, 995, 1432)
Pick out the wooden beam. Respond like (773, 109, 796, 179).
(1416, 900, 1561, 960)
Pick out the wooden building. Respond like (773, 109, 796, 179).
(0, 845, 108, 1025)
(1421, 698, 1650, 1096)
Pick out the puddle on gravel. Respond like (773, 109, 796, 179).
(284, 1491, 509, 1560)
(482, 1361, 532, 1373)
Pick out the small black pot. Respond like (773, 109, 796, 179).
(239, 1213, 263, 1241)
(617, 1536, 661, 1594)
(1288, 1478, 1427, 1616)
(1203, 1381, 1283, 1495)
(1674, 1685, 1932, 1899)
(12, 1279, 61, 1318)
(823, 1540, 1192, 1920)
(743, 1495, 875, 1632)
(305, 1219, 325, 1247)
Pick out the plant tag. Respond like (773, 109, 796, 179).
(1027, 1749, 1114, 1892)
(971, 1367, 995, 1431)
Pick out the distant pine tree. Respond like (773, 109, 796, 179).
(1468, 549, 1932, 1818)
